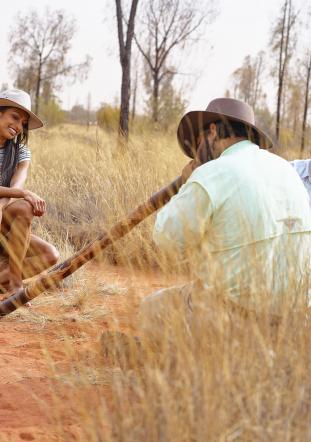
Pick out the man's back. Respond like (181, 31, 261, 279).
(189, 141, 311, 251)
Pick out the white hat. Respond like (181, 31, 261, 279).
(0, 89, 43, 130)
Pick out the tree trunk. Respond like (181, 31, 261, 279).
(115, 0, 139, 142)
(275, 0, 288, 141)
(276, 76, 283, 141)
(301, 54, 311, 155)
(253, 52, 263, 108)
(119, 57, 131, 138)
(131, 70, 138, 121)
(152, 74, 159, 123)
(35, 56, 42, 114)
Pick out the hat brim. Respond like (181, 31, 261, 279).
(177, 110, 274, 159)
(0, 98, 43, 130)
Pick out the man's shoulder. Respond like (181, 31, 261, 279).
(189, 159, 222, 183)
(187, 156, 241, 195)
(188, 148, 302, 190)
(189, 146, 264, 180)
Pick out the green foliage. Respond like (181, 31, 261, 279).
(158, 77, 187, 130)
(39, 99, 66, 127)
(96, 105, 120, 132)
(255, 106, 274, 136)
(231, 52, 265, 108)
(68, 104, 97, 125)
(279, 127, 295, 151)
(144, 69, 186, 130)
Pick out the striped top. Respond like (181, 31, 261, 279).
(0, 145, 31, 185)
(17, 145, 31, 163)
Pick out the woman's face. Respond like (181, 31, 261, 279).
(0, 107, 29, 144)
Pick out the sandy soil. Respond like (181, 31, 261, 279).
(0, 262, 177, 441)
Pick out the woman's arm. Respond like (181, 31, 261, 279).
(10, 160, 30, 189)
(0, 161, 45, 216)
(0, 161, 30, 207)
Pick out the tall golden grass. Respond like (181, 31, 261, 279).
(28, 124, 186, 265)
(8, 123, 311, 440)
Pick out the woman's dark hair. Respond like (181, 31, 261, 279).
(207, 120, 260, 145)
(0, 106, 29, 187)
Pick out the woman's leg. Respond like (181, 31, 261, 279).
(0, 234, 60, 287)
(0, 200, 60, 290)
(0, 200, 33, 291)
(22, 234, 60, 278)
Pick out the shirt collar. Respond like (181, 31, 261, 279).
(220, 140, 258, 158)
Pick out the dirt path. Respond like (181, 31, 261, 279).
(0, 263, 179, 441)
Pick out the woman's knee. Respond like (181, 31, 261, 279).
(5, 200, 34, 223)
(44, 245, 60, 265)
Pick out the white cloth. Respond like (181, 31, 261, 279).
(290, 160, 311, 207)
(154, 141, 311, 313)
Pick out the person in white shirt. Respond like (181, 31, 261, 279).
(101, 99, 311, 365)
(139, 98, 311, 343)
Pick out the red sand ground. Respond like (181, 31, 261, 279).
(0, 263, 177, 441)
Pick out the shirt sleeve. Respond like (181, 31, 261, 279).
(17, 145, 31, 164)
(290, 159, 311, 208)
(290, 159, 311, 179)
(153, 180, 213, 253)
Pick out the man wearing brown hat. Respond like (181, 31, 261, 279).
(140, 98, 311, 337)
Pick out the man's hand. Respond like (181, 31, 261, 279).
(23, 190, 46, 217)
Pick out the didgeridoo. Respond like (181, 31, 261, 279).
(0, 175, 184, 316)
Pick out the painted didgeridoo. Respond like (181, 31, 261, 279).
(0, 175, 184, 316)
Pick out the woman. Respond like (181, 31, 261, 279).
(0, 89, 59, 295)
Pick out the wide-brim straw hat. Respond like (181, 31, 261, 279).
(177, 98, 273, 158)
(0, 89, 43, 130)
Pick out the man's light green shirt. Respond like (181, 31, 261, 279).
(154, 141, 311, 312)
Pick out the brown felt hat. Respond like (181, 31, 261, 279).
(177, 98, 273, 158)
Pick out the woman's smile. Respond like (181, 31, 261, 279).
(7, 126, 18, 137)
(0, 108, 28, 145)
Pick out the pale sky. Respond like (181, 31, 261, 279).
(0, 0, 309, 113)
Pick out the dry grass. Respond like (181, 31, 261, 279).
(101, 307, 311, 441)
(28, 124, 186, 265)
(5, 123, 311, 441)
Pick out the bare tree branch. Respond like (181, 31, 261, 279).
(8, 7, 90, 114)
(135, 0, 215, 122)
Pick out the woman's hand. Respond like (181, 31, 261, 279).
(23, 190, 46, 217)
